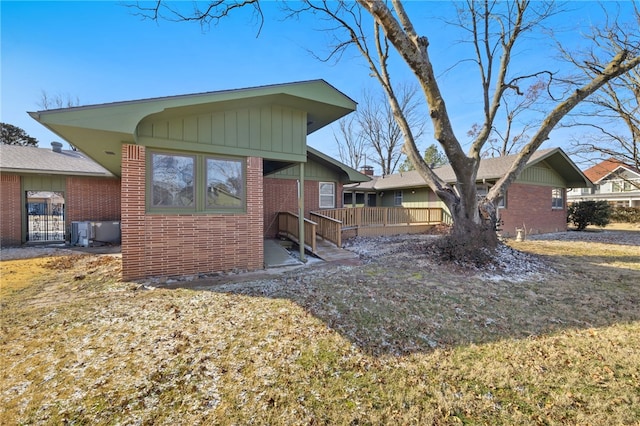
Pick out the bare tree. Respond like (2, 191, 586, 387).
(468, 79, 549, 157)
(132, 0, 640, 257)
(38, 91, 81, 150)
(333, 115, 368, 171)
(357, 84, 426, 175)
(38, 91, 80, 110)
(563, 5, 640, 170)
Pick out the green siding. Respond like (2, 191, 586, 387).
(400, 188, 431, 207)
(22, 175, 66, 192)
(137, 105, 307, 162)
(517, 163, 565, 187)
(272, 157, 341, 181)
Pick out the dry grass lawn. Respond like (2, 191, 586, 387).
(1, 229, 639, 425)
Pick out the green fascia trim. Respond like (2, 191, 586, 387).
(307, 146, 371, 184)
(29, 80, 356, 178)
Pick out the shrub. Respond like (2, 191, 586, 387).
(610, 206, 640, 223)
(567, 200, 612, 231)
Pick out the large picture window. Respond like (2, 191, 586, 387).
(151, 153, 195, 208)
(206, 157, 244, 209)
(149, 151, 245, 213)
(319, 182, 336, 209)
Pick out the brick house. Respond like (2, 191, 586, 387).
(28, 80, 368, 280)
(344, 148, 592, 237)
(0, 143, 120, 247)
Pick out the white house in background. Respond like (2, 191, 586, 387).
(567, 158, 640, 207)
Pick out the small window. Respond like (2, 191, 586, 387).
(497, 191, 507, 208)
(552, 188, 564, 209)
(319, 182, 335, 209)
(394, 190, 403, 206)
(151, 153, 195, 208)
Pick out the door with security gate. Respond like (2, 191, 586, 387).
(26, 191, 65, 242)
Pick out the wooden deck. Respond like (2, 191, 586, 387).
(276, 207, 449, 262)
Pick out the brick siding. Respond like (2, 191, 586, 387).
(263, 177, 343, 237)
(66, 176, 121, 227)
(0, 174, 22, 246)
(499, 183, 567, 236)
(0, 174, 121, 246)
(121, 145, 264, 281)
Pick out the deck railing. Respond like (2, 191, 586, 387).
(277, 211, 317, 253)
(277, 207, 450, 250)
(314, 207, 448, 228)
(310, 211, 342, 248)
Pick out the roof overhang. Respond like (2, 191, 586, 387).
(29, 80, 356, 177)
(527, 148, 593, 188)
(307, 146, 371, 184)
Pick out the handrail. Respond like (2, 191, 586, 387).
(313, 207, 446, 228)
(310, 211, 343, 248)
(277, 211, 317, 253)
(277, 207, 449, 253)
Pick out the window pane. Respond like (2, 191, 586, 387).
(394, 190, 403, 206)
(152, 153, 194, 207)
(319, 182, 335, 208)
(552, 188, 563, 209)
(206, 158, 244, 208)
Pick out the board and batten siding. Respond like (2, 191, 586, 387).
(269, 158, 342, 182)
(21, 175, 66, 192)
(516, 164, 565, 187)
(136, 105, 307, 162)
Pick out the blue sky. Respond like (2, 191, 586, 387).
(0, 1, 631, 167)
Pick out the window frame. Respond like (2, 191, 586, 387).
(551, 187, 564, 210)
(205, 156, 245, 210)
(394, 190, 403, 206)
(319, 181, 336, 209)
(147, 150, 246, 214)
(149, 152, 196, 210)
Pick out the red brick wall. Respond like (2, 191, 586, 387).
(66, 176, 121, 225)
(499, 183, 567, 237)
(121, 145, 264, 281)
(263, 177, 343, 237)
(0, 174, 22, 247)
(0, 174, 121, 246)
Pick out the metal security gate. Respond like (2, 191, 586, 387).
(26, 191, 65, 242)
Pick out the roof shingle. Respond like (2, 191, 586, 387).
(0, 145, 113, 177)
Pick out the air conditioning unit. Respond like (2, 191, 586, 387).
(92, 221, 121, 243)
(71, 221, 93, 247)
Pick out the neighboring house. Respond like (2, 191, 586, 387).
(567, 158, 640, 207)
(345, 148, 591, 237)
(0, 143, 120, 246)
(28, 80, 369, 280)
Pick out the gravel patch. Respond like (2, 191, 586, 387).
(527, 229, 640, 246)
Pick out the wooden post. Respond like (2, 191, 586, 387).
(298, 162, 306, 262)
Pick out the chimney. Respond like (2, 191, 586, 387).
(51, 141, 63, 153)
(360, 165, 374, 176)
